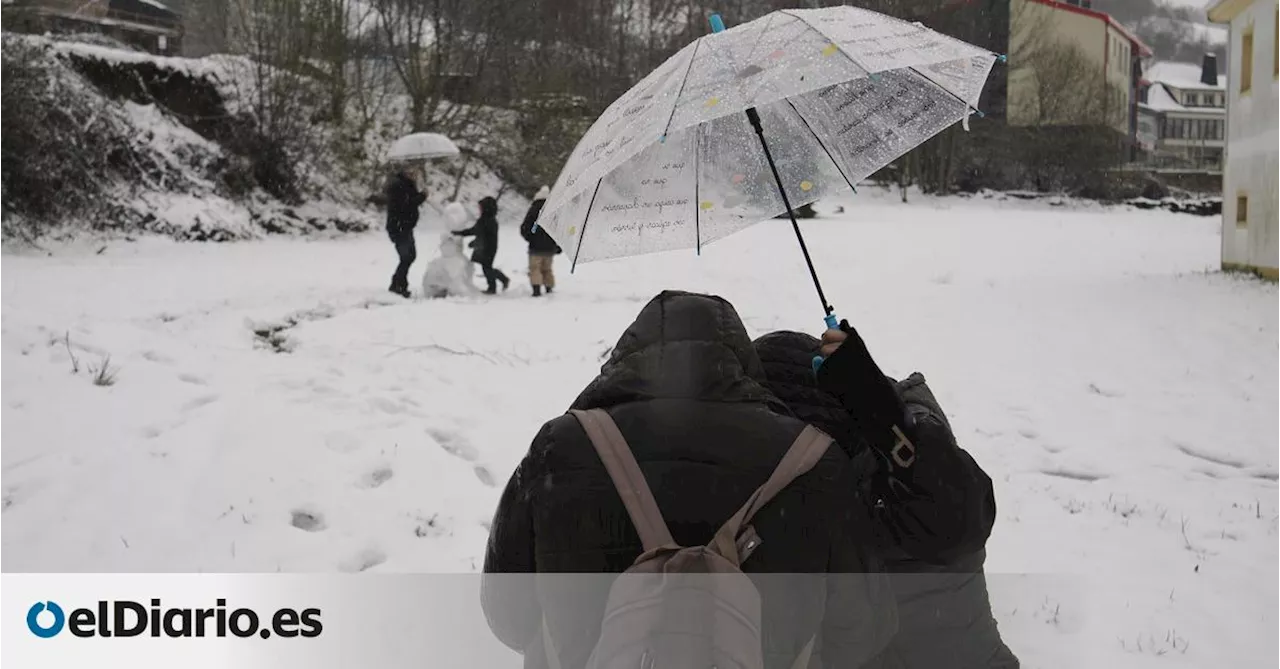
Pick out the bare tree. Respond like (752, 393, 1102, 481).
(220, 0, 329, 202)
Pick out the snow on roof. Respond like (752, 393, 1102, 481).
(1144, 61, 1226, 90)
(1142, 82, 1187, 112)
(1139, 81, 1225, 115)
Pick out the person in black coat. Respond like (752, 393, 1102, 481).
(453, 196, 509, 294)
(482, 291, 898, 669)
(753, 328, 1020, 669)
(519, 186, 562, 297)
(384, 168, 427, 298)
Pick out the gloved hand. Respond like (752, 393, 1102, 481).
(814, 319, 913, 465)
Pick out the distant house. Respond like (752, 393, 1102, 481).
(1208, 0, 1278, 279)
(1007, 0, 1153, 141)
(1137, 56, 1227, 171)
(2, 0, 183, 55)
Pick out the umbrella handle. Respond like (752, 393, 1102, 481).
(811, 312, 842, 374)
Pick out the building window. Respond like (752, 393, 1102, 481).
(1237, 194, 1249, 228)
(1241, 25, 1254, 94)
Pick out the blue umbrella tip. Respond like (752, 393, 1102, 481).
(709, 14, 726, 33)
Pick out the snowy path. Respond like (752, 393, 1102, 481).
(3, 191, 1276, 667)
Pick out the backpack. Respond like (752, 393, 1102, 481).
(548, 408, 835, 669)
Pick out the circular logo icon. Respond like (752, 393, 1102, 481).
(27, 601, 66, 638)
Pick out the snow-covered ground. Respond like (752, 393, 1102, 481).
(3, 190, 1276, 667)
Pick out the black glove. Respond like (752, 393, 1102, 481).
(815, 319, 913, 463)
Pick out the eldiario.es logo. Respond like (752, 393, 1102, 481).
(27, 599, 322, 639)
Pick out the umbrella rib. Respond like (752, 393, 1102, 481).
(571, 179, 603, 274)
(740, 12, 779, 68)
(782, 98, 857, 194)
(660, 39, 703, 141)
(694, 124, 701, 256)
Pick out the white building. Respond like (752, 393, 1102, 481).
(1208, 0, 1278, 279)
(1138, 58, 1227, 170)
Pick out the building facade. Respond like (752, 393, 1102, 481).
(1008, 0, 1152, 136)
(1, 0, 183, 55)
(1137, 57, 1228, 170)
(1208, 0, 1278, 279)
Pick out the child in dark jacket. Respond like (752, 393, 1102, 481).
(519, 186, 562, 297)
(453, 196, 509, 294)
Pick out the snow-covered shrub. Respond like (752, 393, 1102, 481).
(1, 38, 201, 238)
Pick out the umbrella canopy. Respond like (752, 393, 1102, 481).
(537, 6, 997, 270)
(386, 132, 461, 162)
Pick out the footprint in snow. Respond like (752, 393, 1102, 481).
(290, 508, 326, 532)
(177, 373, 207, 386)
(182, 394, 219, 412)
(1173, 442, 1247, 469)
(141, 350, 175, 365)
(359, 466, 394, 489)
(338, 548, 387, 573)
(474, 466, 496, 488)
(1017, 428, 1039, 440)
(414, 514, 447, 538)
(1039, 468, 1106, 482)
(369, 397, 405, 414)
(428, 428, 479, 462)
(1086, 383, 1123, 398)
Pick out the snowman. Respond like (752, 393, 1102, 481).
(421, 201, 481, 298)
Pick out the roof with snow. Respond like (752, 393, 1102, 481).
(1144, 61, 1226, 90)
(1139, 81, 1225, 115)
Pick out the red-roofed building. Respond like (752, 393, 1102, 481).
(1008, 0, 1153, 142)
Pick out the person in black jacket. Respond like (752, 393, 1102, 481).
(453, 196, 509, 294)
(482, 291, 898, 669)
(519, 186, 562, 297)
(384, 168, 427, 298)
(753, 328, 1020, 669)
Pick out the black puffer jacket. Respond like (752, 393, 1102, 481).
(519, 199, 562, 255)
(483, 292, 897, 669)
(384, 171, 426, 233)
(456, 196, 500, 264)
(753, 331, 1019, 669)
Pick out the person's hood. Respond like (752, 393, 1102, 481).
(752, 330, 848, 437)
(570, 291, 784, 411)
(443, 201, 469, 229)
(479, 196, 498, 218)
(533, 185, 550, 201)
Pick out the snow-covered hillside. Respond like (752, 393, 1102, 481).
(1, 34, 522, 242)
(3, 190, 1276, 667)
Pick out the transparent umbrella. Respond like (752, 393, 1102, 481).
(386, 132, 461, 162)
(536, 6, 1000, 328)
